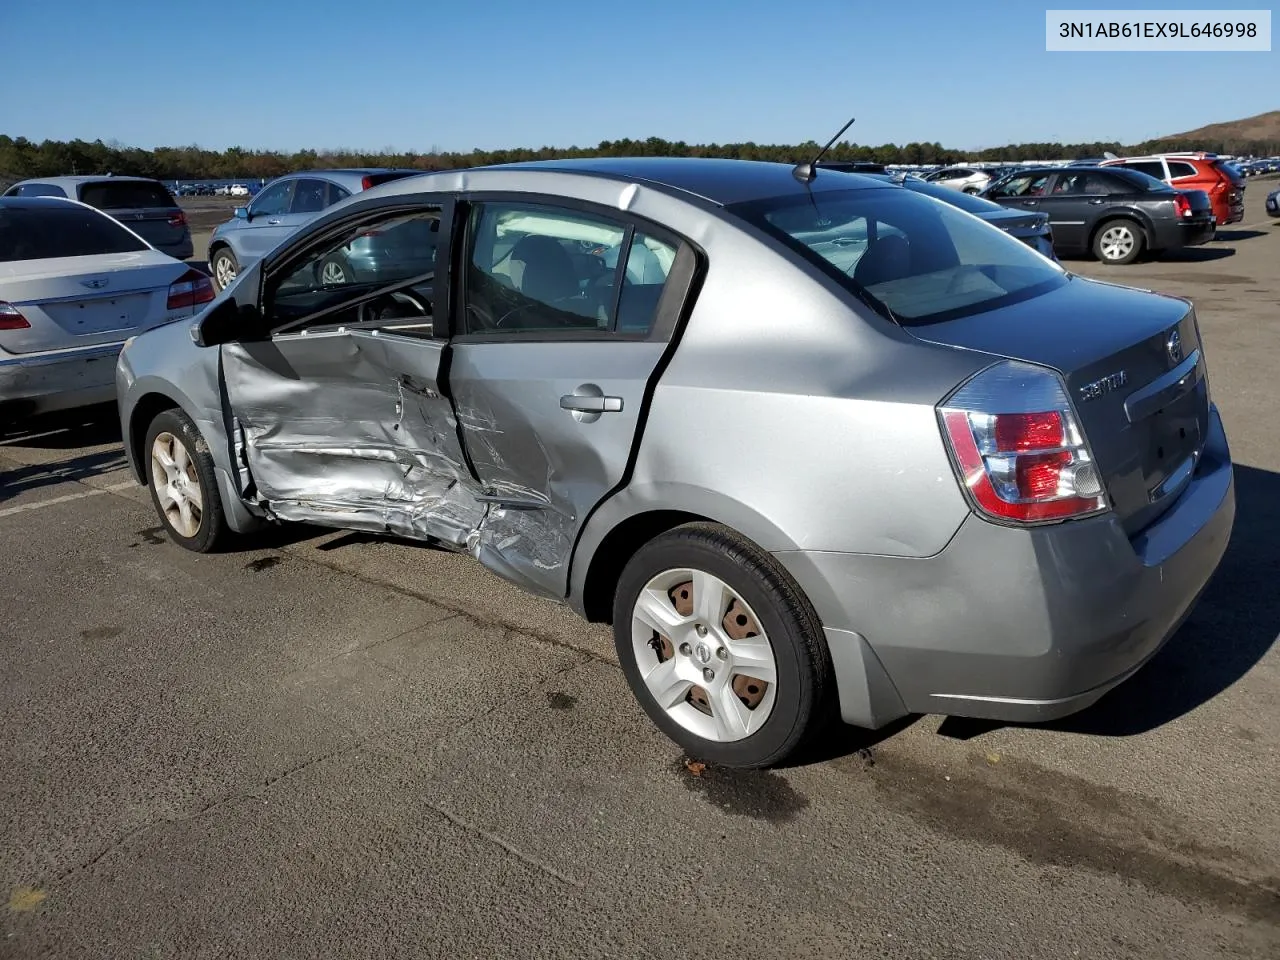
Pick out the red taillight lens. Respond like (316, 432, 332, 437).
(168, 210, 188, 227)
(939, 361, 1107, 524)
(1173, 193, 1192, 218)
(360, 176, 375, 190)
(994, 411, 1063, 451)
(167, 269, 216, 311)
(0, 302, 31, 330)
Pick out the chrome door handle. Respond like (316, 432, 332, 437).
(1021, 200, 1038, 206)
(1088, 199, 1105, 204)
(267, 218, 282, 224)
(560, 395, 623, 413)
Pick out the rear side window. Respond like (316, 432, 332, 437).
(78, 180, 176, 210)
(1120, 160, 1166, 181)
(290, 178, 328, 214)
(1167, 161, 1199, 179)
(731, 187, 1067, 326)
(0, 205, 149, 261)
(1052, 173, 1124, 195)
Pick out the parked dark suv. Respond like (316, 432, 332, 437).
(980, 166, 1214, 264)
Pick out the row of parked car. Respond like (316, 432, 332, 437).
(0, 153, 1252, 767)
(174, 182, 257, 198)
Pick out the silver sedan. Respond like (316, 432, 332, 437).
(116, 158, 1234, 768)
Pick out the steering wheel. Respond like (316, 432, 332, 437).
(359, 290, 430, 325)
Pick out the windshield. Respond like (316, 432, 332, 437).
(729, 187, 1067, 326)
(0, 204, 149, 261)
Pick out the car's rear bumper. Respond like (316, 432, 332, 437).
(775, 406, 1235, 728)
(0, 342, 124, 419)
(1150, 217, 1215, 250)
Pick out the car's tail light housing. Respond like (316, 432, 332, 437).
(360, 176, 376, 190)
(939, 361, 1108, 524)
(168, 210, 188, 227)
(1173, 193, 1193, 218)
(0, 302, 31, 330)
(167, 269, 216, 311)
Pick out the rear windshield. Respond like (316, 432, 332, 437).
(78, 180, 177, 210)
(729, 187, 1067, 326)
(0, 204, 150, 261)
(1211, 160, 1245, 187)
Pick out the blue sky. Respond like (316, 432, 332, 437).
(3, 0, 1274, 152)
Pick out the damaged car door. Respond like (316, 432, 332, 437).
(220, 200, 487, 545)
(448, 198, 696, 598)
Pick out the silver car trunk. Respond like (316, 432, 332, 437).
(908, 275, 1210, 534)
(0, 252, 187, 353)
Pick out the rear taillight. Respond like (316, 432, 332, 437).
(167, 269, 216, 311)
(0, 302, 31, 330)
(168, 210, 188, 227)
(1173, 193, 1192, 218)
(360, 176, 375, 190)
(939, 361, 1107, 524)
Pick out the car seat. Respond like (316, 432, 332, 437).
(853, 234, 912, 288)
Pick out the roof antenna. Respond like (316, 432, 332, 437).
(792, 116, 856, 183)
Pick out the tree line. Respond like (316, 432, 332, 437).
(2, 132, 1277, 184)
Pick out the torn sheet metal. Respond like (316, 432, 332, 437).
(221, 332, 487, 547)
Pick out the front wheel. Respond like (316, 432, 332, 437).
(144, 408, 230, 553)
(612, 523, 833, 768)
(1093, 220, 1144, 265)
(210, 247, 239, 291)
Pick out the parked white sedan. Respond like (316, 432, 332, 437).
(0, 197, 215, 421)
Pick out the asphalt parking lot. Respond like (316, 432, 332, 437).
(2, 187, 1278, 959)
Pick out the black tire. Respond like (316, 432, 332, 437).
(143, 408, 230, 553)
(612, 522, 834, 768)
(209, 246, 239, 292)
(1092, 219, 1145, 265)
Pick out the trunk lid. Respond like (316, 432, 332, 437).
(910, 275, 1209, 534)
(1177, 188, 1214, 217)
(0, 251, 189, 353)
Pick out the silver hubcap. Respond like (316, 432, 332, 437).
(1100, 226, 1135, 260)
(214, 255, 236, 289)
(631, 568, 778, 743)
(151, 432, 203, 538)
(320, 261, 347, 284)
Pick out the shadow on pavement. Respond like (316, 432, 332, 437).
(939, 463, 1279, 742)
(1157, 246, 1236, 263)
(0, 403, 122, 450)
(1212, 229, 1269, 242)
(0, 449, 130, 503)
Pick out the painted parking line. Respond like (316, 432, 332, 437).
(0, 481, 138, 519)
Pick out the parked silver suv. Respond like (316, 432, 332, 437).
(116, 158, 1235, 768)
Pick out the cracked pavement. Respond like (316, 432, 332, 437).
(2, 192, 1279, 958)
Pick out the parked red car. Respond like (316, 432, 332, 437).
(1100, 153, 1245, 225)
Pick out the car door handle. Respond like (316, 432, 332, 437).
(266, 218, 282, 224)
(560, 395, 623, 413)
(1088, 199, 1105, 205)
(1021, 200, 1039, 206)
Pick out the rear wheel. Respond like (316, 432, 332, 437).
(612, 523, 833, 768)
(1093, 220, 1144, 265)
(144, 408, 229, 553)
(210, 247, 239, 291)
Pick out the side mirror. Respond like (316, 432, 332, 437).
(191, 297, 268, 348)
(234, 206, 250, 220)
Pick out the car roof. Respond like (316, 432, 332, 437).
(10, 175, 162, 187)
(460, 157, 889, 206)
